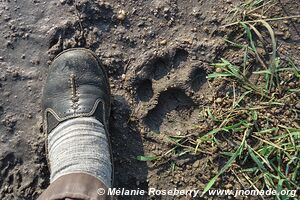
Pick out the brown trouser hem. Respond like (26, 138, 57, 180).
(38, 173, 111, 200)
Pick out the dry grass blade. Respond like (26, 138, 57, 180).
(242, 173, 266, 200)
(222, 15, 300, 28)
(245, 23, 268, 69)
(252, 135, 284, 150)
(256, 20, 278, 86)
(246, 0, 273, 15)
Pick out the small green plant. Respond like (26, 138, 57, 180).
(200, 19, 300, 199)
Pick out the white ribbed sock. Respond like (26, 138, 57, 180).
(48, 117, 112, 187)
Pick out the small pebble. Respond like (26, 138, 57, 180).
(121, 74, 126, 80)
(215, 68, 222, 73)
(192, 160, 200, 168)
(160, 40, 167, 45)
(225, 183, 233, 189)
(117, 10, 126, 21)
(283, 31, 291, 40)
(215, 97, 222, 103)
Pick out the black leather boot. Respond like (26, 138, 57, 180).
(42, 48, 111, 135)
(40, 48, 113, 198)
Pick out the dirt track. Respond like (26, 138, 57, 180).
(0, 0, 299, 199)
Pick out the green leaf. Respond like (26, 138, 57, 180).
(240, 22, 257, 53)
(276, 179, 285, 200)
(207, 72, 232, 78)
(136, 155, 159, 161)
(202, 132, 246, 196)
(248, 146, 268, 172)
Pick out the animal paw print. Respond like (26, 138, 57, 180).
(130, 47, 208, 133)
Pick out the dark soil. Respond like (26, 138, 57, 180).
(0, 0, 299, 199)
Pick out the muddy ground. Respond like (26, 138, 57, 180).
(0, 0, 299, 199)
